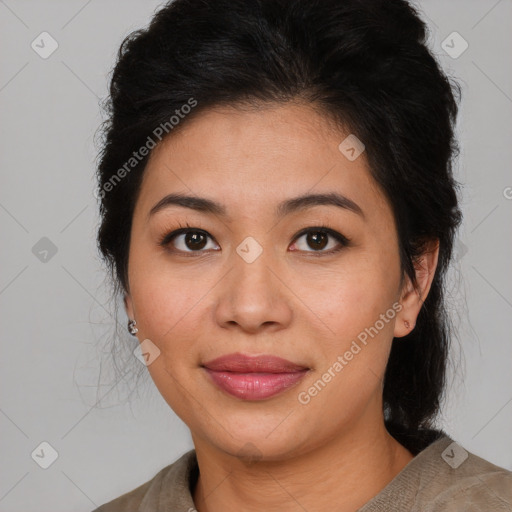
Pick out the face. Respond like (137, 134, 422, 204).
(124, 102, 429, 460)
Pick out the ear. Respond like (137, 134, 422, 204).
(394, 239, 440, 338)
(124, 293, 135, 320)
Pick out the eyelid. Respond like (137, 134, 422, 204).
(157, 223, 217, 249)
(292, 225, 351, 247)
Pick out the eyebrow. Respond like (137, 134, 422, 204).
(148, 191, 364, 221)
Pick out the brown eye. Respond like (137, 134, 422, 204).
(182, 231, 208, 250)
(160, 228, 219, 253)
(305, 231, 329, 250)
(291, 227, 350, 254)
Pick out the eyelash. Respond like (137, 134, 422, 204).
(157, 222, 351, 257)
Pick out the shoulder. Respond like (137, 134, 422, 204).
(91, 449, 198, 512)
(360, 434, 512, 512)
(423, 438, 512, 511)
(92, 478, 153, 512)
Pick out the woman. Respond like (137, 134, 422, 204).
(93, 0, 512, 510)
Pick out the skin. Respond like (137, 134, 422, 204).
(124, 102, 439, 511)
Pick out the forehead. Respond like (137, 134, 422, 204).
(136, 103, 389, 222)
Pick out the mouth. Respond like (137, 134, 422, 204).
(201, 353, 310, 400)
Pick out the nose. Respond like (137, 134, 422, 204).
(213, 245, 293, 335)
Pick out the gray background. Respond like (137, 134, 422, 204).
(0, 0, 511, 510)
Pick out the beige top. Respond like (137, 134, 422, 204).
(92, 434, 512, 511)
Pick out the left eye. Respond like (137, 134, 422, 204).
(290, 227, 349, 254)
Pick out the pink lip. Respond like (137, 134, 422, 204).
(202, 353, 309, 400)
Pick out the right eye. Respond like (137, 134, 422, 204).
(158, 225, 220, 255)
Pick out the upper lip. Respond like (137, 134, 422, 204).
(202, 353, 308, 373)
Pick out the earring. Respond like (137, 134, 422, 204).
(404, 320, 410, 329)
(128, 319, 138, 335)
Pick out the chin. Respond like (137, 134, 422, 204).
(192, 414, 314, 463)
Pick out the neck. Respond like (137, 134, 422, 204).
(192, 415, 413, 512)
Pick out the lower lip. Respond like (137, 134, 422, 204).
(204, 369, 309, 400)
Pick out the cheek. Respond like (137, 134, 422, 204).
(133, 278, 203, 349)
(321, 255, 401, 388)
(128, 269, 208, 422)
(295, 273, 399, 433)
(127, 253, 189, 347)
(300, 255, 400, 349)
(128, 236, 211, 335)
